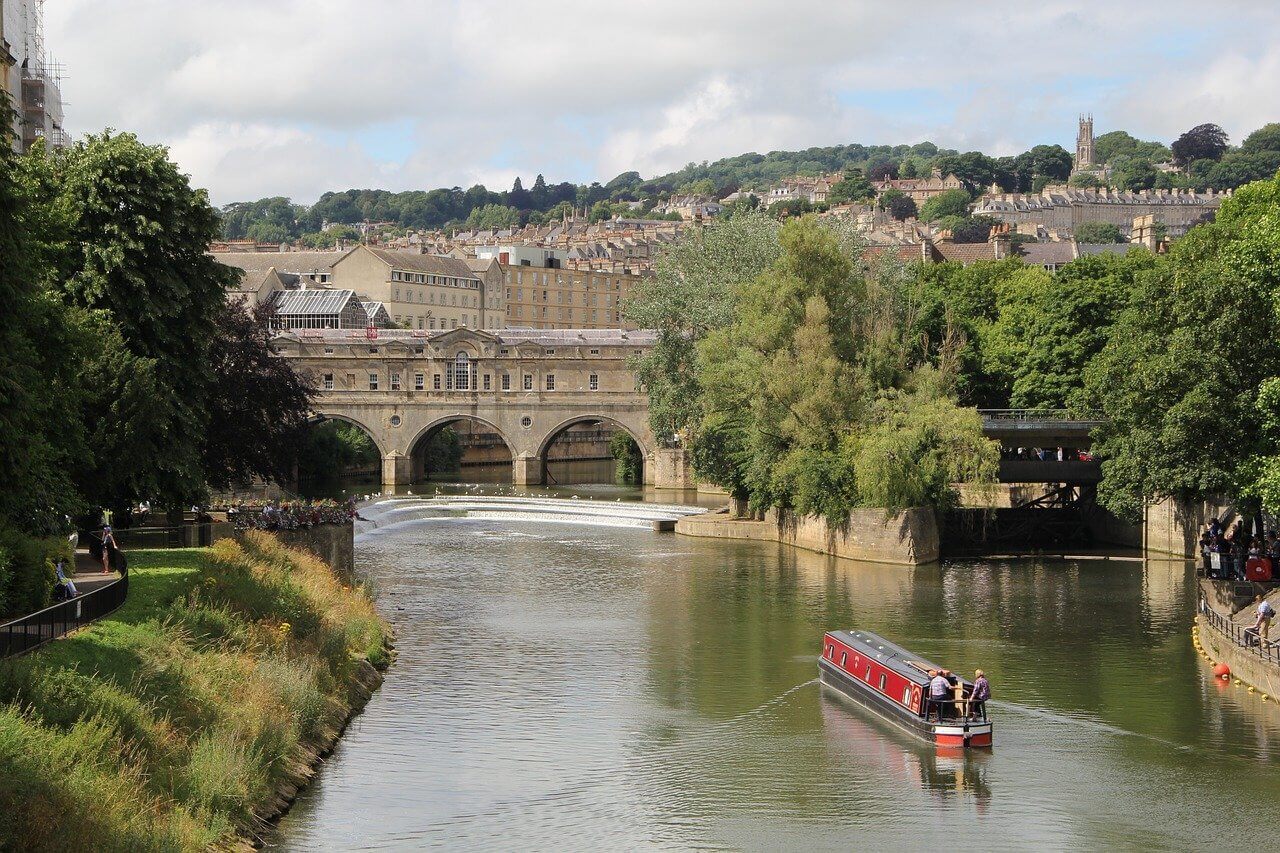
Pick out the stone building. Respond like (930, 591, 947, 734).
(501, 263, 638, 330)
(213, 249, 348, 306)
(268, 289, 374, 330)
(871, 168, 965, 205)
(330, 245, 485, 331)
(2, 0, 67, 153)
(1075, 113, 1096, 170)
(971, 186, 1223, 238)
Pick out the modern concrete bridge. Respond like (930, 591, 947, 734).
(979, 410, 1105, 485)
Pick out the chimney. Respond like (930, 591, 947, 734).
(989, 223, 1011, 259)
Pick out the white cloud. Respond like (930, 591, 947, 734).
(43, 0, 1280, 205)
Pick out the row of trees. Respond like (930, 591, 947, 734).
(0, 115, 314, 613)
(628, 166, 1280, 523)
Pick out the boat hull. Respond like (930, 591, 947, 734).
(819, 658, 993, 748)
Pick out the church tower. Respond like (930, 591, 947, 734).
(1075, 114, 1095, 169)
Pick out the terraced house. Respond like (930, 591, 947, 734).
(331, 245, 489, 331)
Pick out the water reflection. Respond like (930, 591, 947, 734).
(273, 500, 1280, 851)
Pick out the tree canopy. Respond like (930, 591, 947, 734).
(1171, 123, 1230, 167)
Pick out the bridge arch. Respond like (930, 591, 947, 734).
(532, 414, 653, 486)
(408, 413, 516, 483)
(307, 411, 387, 458)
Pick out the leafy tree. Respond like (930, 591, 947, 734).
(827, 169, 874, 205)
(1111, 155, 1157, 190)
(529, 173, 550, 209)
(899, 159, 919, 179)
(867, 161, 898, 182)
(1084, 171, 1280, 520)
(935, 151, 998, 193)
(678, 178, 717, 196)
(919, 188, 972, 222)
(1069, 173, 1103, 188)
(1203, 150, 1280, 190)
(200, 300, 315, 490)
(1028, 144, 1073, 181)
(506, 177, 531, 210)
(1242, 123, 1280, 154)
(1074, 221, 1125, 244)
(1093, 131, 1170, 165)
(879, 189, 917, 221)
(1171, 123, 1229, 167)
(767, 198, 814, 218)
(464, 203, 520, 230)
(985, 250, 1153, 410)
(36, 132, 235, 508)
(625, 209, 781, 442)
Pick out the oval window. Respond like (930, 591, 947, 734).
(520, 416, 533, 428)
(389, 415, 401, 427)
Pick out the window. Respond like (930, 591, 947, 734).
(324, 347, 334, 355)
(499, 348, 509, 355)
(902, 686, 912, 706)
(483, 373, 491, 390)
(322, 373, 334, 391)
(589, 348, 600, 355)
(589, 373, 598, 391)
(453, 352, 471, 391)
(414, 346, 425, 355)
(841, 652, 848, 667)
(501, 373, 511, 391)
(545, 348, 555, 355)
(433, 374, 441, 390)
(392, 271, 401, 281)
(545, 374, 555, 391)
(390, 373, 401, 391)
(368, 347, 378, 354)
(368, 373, 379, 391)
(414, 373, 425, 390)
(523, 374, 533, 391)
(394, 288, 400, 300)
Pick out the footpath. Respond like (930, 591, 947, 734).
(1195, 579, 1280, 699)
(71, 548, 121, 594)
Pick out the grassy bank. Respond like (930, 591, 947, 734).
(0, 531, 390, 851)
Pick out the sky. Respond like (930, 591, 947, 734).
(46, 0, 1280, 206)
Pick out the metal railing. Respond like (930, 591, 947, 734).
(0, 573, 129, 658)
(1199, 591, 1280, 667)
(978, 408, 1104, 423)
(81, 524, 222, 551)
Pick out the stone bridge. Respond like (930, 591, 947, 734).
(273, 327, 688, 487)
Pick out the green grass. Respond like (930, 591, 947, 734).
(0, 536, 390, 852)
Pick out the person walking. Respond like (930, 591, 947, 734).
(100, 525, 116, 575)
(970, 670, 991, 719)
(1255, 595, 1276, 647)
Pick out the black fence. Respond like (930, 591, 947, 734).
(0, 573, 129, 658)
(80, 524, 227, 551)
(1199, 591, 1280, 667)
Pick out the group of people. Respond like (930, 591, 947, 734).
(1199, 517, 1280, 580)
(926, 668, 990, 721)
(226, 498, 359, 531)
(1001, 446, 1093, 462)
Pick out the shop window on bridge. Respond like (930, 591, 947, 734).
(502, 373, 511, 391)
(368, 373, 379, 391)
(433, 374, 441, 390)
(322, 373, 334, 391)
(390, 373, 401, 391)
(453, 352, 472, 391)
(483, 374, 491, 391)
(545, 374, 555, 391)
(523, 374, 533, 391)
(414, 373, 425, 390)
(589, 373, 598, 391)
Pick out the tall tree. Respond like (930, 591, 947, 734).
(1170, 123, 1229, 167)
(35, 131, 236, 507)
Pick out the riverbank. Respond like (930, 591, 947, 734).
(0, 531, 391, 851)
(675, 505, 938, 565)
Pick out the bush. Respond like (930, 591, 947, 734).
(0, 528, 68, 618)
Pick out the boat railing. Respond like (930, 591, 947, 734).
(923, 696, 987, 723)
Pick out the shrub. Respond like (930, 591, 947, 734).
(0, 528, 65, 618)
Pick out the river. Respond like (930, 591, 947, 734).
(272, 488, 1280, 850)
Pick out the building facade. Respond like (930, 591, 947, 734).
(872, 169, 965, 205)
(330, 245, 485, 331)
(972, 186, 1224, 238)
(1, 0, 65, 153)
(501, 263, 637, 330)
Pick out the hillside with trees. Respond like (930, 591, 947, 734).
(220, 120, 1280, 246)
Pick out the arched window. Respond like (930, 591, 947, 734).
(453, 352, 471, 391)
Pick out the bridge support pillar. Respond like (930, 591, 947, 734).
(651, 448, 693, 489)
(512, 454, 543, 486)
(382, 452, 412, 488)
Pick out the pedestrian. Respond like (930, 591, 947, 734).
(970, 669, 991, 719)
(100, 525, 116, 575)
(54, 558, 78, 598)
(1255, 595, 1275, 647)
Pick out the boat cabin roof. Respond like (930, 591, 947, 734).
(826, 630, 972, 689)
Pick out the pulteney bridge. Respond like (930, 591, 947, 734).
(272, 327, 684, 487)
(272, 327, 1107, 490)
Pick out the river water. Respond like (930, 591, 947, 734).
(273, 489, 1280, 850)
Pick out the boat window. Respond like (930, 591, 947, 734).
(865, 666, 872, 681)
(902, 686, 912, 706)
(840, 652, 848, 667)
(878, 674, 887, 692)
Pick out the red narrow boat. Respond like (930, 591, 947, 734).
(819, 630, 993, 749)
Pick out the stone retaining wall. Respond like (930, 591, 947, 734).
(676, 506, 939, 565)
(235, 525, 355, 579)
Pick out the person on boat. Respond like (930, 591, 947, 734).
(928, 669, 950, 720)
(970, 670, 991, 719)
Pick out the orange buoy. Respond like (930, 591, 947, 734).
(1213, 663, 1231, 679)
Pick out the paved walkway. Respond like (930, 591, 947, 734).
(72, 548, 121, 594)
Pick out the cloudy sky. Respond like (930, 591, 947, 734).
(47, 0, 1280, 206)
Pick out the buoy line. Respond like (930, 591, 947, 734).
(1192, 621, 1272, 702)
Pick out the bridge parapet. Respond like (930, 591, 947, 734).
(979, 409, 1105, 446)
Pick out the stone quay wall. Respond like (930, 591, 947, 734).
(676, 505, 939, 565)
(235, 524, 355, 579)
